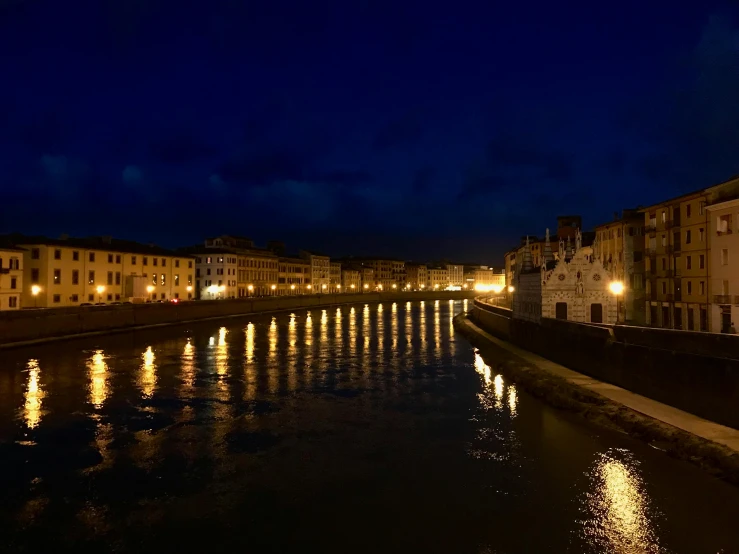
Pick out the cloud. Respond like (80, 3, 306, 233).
(630, 15, 739, 188)
(149, 132, 217, 164)
(457, 135, 573, 200)
(122, 164, 143, 185)
(372, 112, 423, 151)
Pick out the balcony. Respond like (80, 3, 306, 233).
(714, 295, 732, 304)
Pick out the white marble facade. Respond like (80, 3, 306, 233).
(513, 230, 618, 324)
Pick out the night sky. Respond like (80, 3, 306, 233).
(1, 1, 738, 264)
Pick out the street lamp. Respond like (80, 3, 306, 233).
(247, 284, 254, 296)
(507, 286, 515, 293)
(31, 285, 41, 308)
(307, 284, 312, 292)
(363, 283, 369, 291)
(609, 281, 624, 324)
(392, 284, 397, 289)
(96, 285, 105, 303)
(290, 284, 295, 295)
(322, 284, 327, 291)
(337, 284, 341, 292)
(271, 284, 276, 295)
(350, 284, 355, 290)
(186, 285, 193, 292)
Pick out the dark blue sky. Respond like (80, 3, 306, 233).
(1, 0, 737, 264)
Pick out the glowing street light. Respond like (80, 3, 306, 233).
(186, 285, 193, 292)
(363, 283, 369, 290)
(392, 284, 397, 289)
(307, 284, 312, 291)
(290, 284, 296, 294)
(609, 281, 625, 324)
(146, 285, 155, 294)
(247, 284, 254, 296)
(337, 284, 341, 292)
(350, 284, 356, 290)
(96, 285, 105, 304)
(322, 284, 327, 290)
(271, 284, 277, 295)
(507, 286, 515, 293)
(31, 285, 41, 308)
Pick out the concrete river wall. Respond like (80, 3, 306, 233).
(468, 299, 739, 430)
(0, 291, 476, 347)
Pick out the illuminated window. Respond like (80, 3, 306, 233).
(699, 281, 705, 295)
(53, 269, 61, 283)
(88, 270, 95, 284)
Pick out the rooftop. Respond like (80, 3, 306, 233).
(2, 234, 194, 258)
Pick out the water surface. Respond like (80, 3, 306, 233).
(0, 299, 737, 553)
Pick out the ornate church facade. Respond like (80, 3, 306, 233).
(513, 229, 619, 324)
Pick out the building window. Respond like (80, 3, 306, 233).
(73, 251, 79, 261)
(31, 268, 39, 284)
(115, 294, 120, 301)
(107, 293, 113, 301)
(718, 214, 733, 234)
(53, 269, 61, 284)
(633, 251, 643, 263)
(687, 308, 694, 330)
(162, 258, 167, 267)
(161, 274, 166, 286)
(685, 230, 691, 244)
(555, 302, 568, 320)
(89, 252, 95, 262)
(590, 303, 603, 323)
(71, 294, 79, 303)
(661, 282, 667, 294)
(9, 297, 17, 308)
(188, 275, 192, 285)
(72, 270, 79, 285)
(175, 259, 180, 268)
(722, 249, 729, 265)
(160, 293, 166, 300)
(152, 274, 157, 285)
(699, 281, 705, 296)
(153, 258, 158, 267)
(116, 254, 121, 263)
(132, 256, 137, 265)
(10, 277, 17, 289)
(699, 201, 705, 216)
(115, 272, 121, 285)
(54, 249, 61, 260)
(174, 292, 179, 299)
(206, 257, 212, 264)
(89, 271, 95, 284)
(699, 255, 705, 269)
(53, 294, 60, 303)
(686, 256, 692, 269)
(686, 204, 691, 218)
(661, 258, 666, 270)
(107, 271, 113, 285)
(108, 254, 113, 263)
(687, 281, 692, 294)
(88, 294, 94, 302)
(661, 211, 666, 223)
(143, 257, 148, 266)
(175, 274, 180, 286)
(207, 268, 211, 275)
(188, 260, 193, 268)
(699, 228, 704, 242)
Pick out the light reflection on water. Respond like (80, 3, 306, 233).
(2, 300, 739, 553)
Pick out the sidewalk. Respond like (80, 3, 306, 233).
(460, 316, 739, 454)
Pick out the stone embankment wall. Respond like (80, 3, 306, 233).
(0, 291, 476, 347)
(470, 298, 739, 430)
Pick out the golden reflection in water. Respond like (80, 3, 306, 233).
(391, 302, 398, 349)
(320, 309, 328, 345)
(493, 374, 504, 409)
(377, 303, 385, 352)
(363, 304, 370, 351)
(269, 317, 277, 359)
(584, 453, 660, 553)
(463, 298, 468, 311)
(288, 314, 297, 391)
(23, 359, 44, 429)
(419, 301, 427, 364)
(508, 384, 518, 416)
(474, 351, 492, 385)
(139, 346, 157, 398)
(405, 301, 413, 346)
(304, 312, 313, 376)
(216, 327, 228, 378)
(180, 340, 195, 395)
(244, 323, 256, 401)
(434, 300, 441, 357)
(268, 318, 278, 392)
(245, 323, 255, 364)
(349, 307, 357, 358)
(87, 350, 109, 409)
(335, 307, 343, 351)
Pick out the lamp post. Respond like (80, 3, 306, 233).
(96, 285, 105, 304)
(609, 281, 624, 324)
(271, 284, 276, 296)
(146, 285, 154, 301)
(307, 284, 312, 294)
(290, 284, 295, 296)
(31, 285, 41, 308)
(186, 285, 193, 300)
(337, 284, 341, 293)
(247, 284, 254, 297)
(363, 283, 369, 292)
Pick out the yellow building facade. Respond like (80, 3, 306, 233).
(642, 176, 739, 331)
(706, 197, 739, 332)
(11, 235, 194, 307)
(0, 246, 23, 310)
(278, 257, 310, 295)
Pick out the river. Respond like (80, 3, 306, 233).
(0, 299, 737, 553)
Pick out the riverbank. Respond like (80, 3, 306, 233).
(0, 290, 476, 349)
(454, 312, 739, 486)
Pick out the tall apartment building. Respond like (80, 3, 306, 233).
(329, 262, 342, 292)
(707, 197, 739, 332)
(4, 234, 194, 307)
(427, 267, 449, 290)
(641, 176, 739, 331)
(192, 248, 240, 299)
(278, 257, 311, 295)
(360, 268, 374, 291)
(300, 251, 330, 292)
(594, 209, 646, 325)
(392, 260, 406, 289)
(445, 264, 464, 287)
(405, 263, 428, 290)
(341, 269, 361, 292)
(0, 245, 23, 310)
